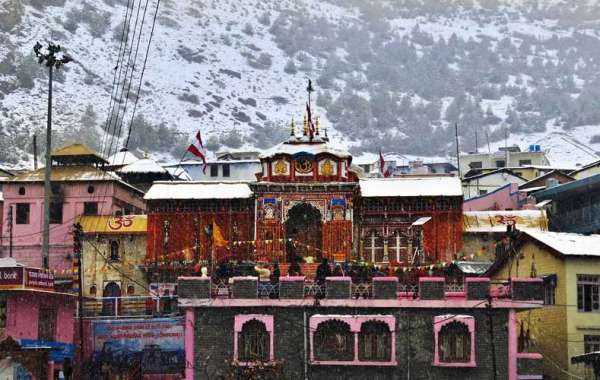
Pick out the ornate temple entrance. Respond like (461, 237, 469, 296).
(285, 203, 323, 261)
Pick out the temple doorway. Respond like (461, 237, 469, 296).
(285, 203, 323, 262)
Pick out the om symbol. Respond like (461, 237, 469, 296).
(108, 215, 134, 230)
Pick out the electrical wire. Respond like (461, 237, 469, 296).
(124, 0, 162, 149)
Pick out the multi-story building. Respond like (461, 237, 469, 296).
(77, 214, 149, 317)
(0, 258, 76, 379)
(177, 275, 544, 379)
(459, 145, 551, 177)
(0, 144, 145, 272)
(534, 173, 600, 234)
(487, 230, 600, 380)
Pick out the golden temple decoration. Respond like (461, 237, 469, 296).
(303, 113, 308, 136)
(315, 116, 320, 135)
(274, 160, 287, 175)
(295, 158, 313, 173)
(321, 160, 334, 176)
(290, 118, 296, 136)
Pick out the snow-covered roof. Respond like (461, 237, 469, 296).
(107, 150, 139, 166)
(119, 158, 167, 174)
(259, 141, 351, 159)
(144, 181, 253, 200)
(523, 230, 600, 257)
(359, 177, 463, 197)
(164, 167, 193, 181)
(464, 210, 547, 232)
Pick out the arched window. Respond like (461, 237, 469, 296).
(438, 321, 471, 363)
(238, 319, 270, 362)
(127, 285, 135, 295)
(359, 321, 391, 361)
(314, 320, 354, 361)
(109, 241, 120, 261)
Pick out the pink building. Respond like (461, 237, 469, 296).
(463, 183, 527, 211)
(0, 260, 77, 379)
(0, 144, 145, 273)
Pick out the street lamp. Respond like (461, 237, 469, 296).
(33, 42, 72, 269)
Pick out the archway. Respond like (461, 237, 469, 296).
(102, 282, 121, 316)
(285, 203, 322, 262)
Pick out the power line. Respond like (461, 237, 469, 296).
(100, 0, 134, 159)
(125, 0, 162, 149)
(113, 0, 152, 148)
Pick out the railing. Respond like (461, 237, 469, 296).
(304, 283, 326, 298)
(211, 281, 231, 298)
(352, 283, 373, 299)
(445, 283, 465, 293)
(81, 296, 179, 318)
(258, 283, 279, 298)
(398, 284, 419, 294)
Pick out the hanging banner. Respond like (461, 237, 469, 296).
(92, 317, 184, 375)
(0, 267, 54, 290)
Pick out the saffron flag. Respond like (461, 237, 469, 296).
(212, 221, 228, 249)
(379, 150, 391, 177)
(187, 131, 208, 173)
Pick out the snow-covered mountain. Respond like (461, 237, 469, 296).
(2, 0, 600, 169)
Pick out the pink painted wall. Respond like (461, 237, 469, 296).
(0, 181, 145, 269)
(463, 183, 525, 211)
(5, 291, 76, 344)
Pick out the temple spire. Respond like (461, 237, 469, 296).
(303, 113, 308, 136)
(290, 117, 296, 136)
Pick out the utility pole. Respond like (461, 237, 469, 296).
(33, 42, 72, 269)
(455, 123, 461, 178)
(72, 222, 85, 379)
(8, 206, 13, 258)
(487, 295, 498, 380)
(33, 134, 38, 170)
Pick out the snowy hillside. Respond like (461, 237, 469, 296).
(2, 0, 600, 168)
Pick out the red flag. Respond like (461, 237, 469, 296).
(306, 102, 315, 139)
(379, 150, 391, 177)
(187, 131, 208, 173)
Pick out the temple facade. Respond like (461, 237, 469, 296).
(144, 124, 464, 271)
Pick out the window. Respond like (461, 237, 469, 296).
(84, 202, 98, 215)
(127, 285, 135, 295)
(543, 274, 556, 305)
(433, 315, 475, 367)
(87, 185, 95, 194)
(222, 163, 230, 177)
(18, 186, 25, 195)
(238, 320, 269, 361)
(314, 320, 354, 361)
(109, 241, 120, 261)
(585, 335, 600, 353)
(234, 315, 274, 364)
(38, 306, 56, 341)
(210, 164, 218, 177)
(577, 275, 600, 312)
(89, 285, 97, 296)
(366, 230, 385, 263)
(439, 322, 471, 363)
(49, 202, 63, 224)
(310, 315, 396, 365)
(519, 159, 532, 166)
(16, 203, 30, 224)
(359, 321, 391, 362)
(496, 160, 506, 168)
(469, 161, 483, 169)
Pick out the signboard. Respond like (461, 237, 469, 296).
(0, 267, 24, 289)
(24, 268, 54, 290)
(19, 339, 75, 362)
(92, 318, 184, 374)
(0, 267, 54, 290)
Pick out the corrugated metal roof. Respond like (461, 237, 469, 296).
(51, 143, 106, 161)
(2, 166, 144, 194)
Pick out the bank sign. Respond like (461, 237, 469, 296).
(92, 318, 184, 374)
(0, 267, 54, 290)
